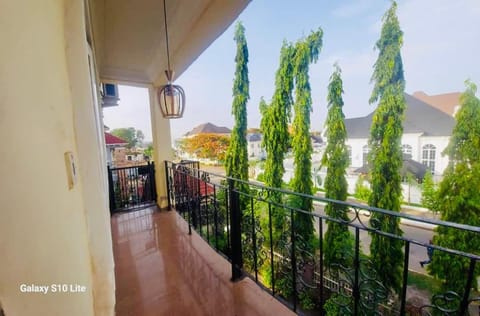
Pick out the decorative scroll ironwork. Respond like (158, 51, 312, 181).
(164, 160, 480, 316)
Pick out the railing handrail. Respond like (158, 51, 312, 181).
(108, 162, 152, 171)
(165, 160, 480, 314)
(166, 161, 480, 234)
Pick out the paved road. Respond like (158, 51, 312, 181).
(312, 203, 434, 274)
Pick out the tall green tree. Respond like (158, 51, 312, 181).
(290, 29, 323, 249)
(421, 171, 437, 213)
(225, 21, 249, 187)
(322, 64, 354, 267)
(367, 1, 405, 294)
(111, 127, 143, 148)
(144, 143, 153, 160)
(429, 81, 480, 299)
(260, 41, 295, 238)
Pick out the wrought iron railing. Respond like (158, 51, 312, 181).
(164, 160, 480, 315)
(108, 162, 157, 213)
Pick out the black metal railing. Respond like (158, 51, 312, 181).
(165, 160, 480, 315)
(108, 162, 157, 213)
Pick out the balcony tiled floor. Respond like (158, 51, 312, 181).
(111, 206, 294, 316)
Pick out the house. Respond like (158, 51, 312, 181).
(345, 93, 455, 176)
(310, 134, 324, 152)
(184, 122, 231, 138)
(413, 91, 461, 117)
(247, 133, 266, 160)
(104, 132, 128, 166)
(1, 1, 249, 315)
(112, 147, 149, 167)
(177, 122, 232, 162)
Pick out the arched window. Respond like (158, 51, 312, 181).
(402, 144, 412, 159)
(362, 145, 370, 166)
(422, 144, 436, 172)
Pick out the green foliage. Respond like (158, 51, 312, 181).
(290, 29, 323, 251)
(260, 41, 295, 250)
(429, 81, 480, 298)
(261, 42, 294, 190)
(407, 271, 442, 295)
(421, 171, 437, 212)
(225, 22, 250, 197)
(321, 64, 354, 268)
(354, 175, 371, 202)
(256, 172, 265, 182)
(299, 289, 316, 310)
(367, 1, 405, 294)
(144, 143, 153, 159)
(324, 294, 351, 316)
(111, 127, 144, 148)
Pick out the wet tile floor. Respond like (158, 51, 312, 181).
(111, 207, 294, 316)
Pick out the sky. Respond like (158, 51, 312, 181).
(103, 0, 480, 143)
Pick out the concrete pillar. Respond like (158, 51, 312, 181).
(149, 86, 174, 208)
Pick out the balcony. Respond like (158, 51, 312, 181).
(111, 207, 294, 315)
(112, 160, 480, 315)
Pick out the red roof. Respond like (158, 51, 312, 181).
(105, 132, 128, 146)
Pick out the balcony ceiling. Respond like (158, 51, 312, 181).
(90, 0, 250, 85)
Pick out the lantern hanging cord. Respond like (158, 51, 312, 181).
(163, 0, 171, 73)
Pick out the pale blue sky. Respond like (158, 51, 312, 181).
(103, 0, 480, 142)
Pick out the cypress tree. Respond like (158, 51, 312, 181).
(421, 170, 437, 213)
(226, 22, 249, 187)
(290, 29, 323, 249)
(260, 41, 295, 239)
(322, 64, 354, 267)
(368, 1, 405, 294)
(429, 81, 480, 299)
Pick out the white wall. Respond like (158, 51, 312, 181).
(419, 136, 450, 175)
(66, 0, 115, 314)
(0, 0, 115, 314)
(401, 133, 423, 160)
(248, 140, 265, 160)
(348, 134, 450, 176)
(346, 138, 368, 168)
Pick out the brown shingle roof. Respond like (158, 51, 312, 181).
(184, 123, 231, 137)
(412, 91, 461, 117)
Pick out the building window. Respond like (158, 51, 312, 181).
(402, 144, 412, 159)
(362, 145, 370, 166)
(422, 144, 436, 172)
(127, 155, 132, 161)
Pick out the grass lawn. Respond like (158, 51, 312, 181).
(408, 271, 442, 294)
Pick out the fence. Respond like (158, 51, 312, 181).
(108, 162, 157, 213)
(165, 160, 480, 315)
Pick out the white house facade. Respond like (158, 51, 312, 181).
(345, 93, 455, 176)
(247, 133, 266, 160)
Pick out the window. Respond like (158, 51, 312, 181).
(402, 144, 412, 159)
(422, 144, 436, 172)
(362, 145, 370, 166)
(127, 155, 132, 161)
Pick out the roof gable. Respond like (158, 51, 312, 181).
(105, 132, 128, 145)
(412, 91, 461, 116)
(345, 93, 455, 139)
(185, 122, 232, 136)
